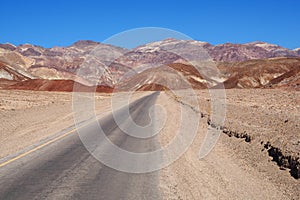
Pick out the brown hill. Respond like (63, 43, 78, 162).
(217, 57, 300, 90)
(0, 61, 31, 89)
(116, 63, 209, 91)
(265, 67, 300, 90)
(0, 62, 29, 81)
(6, 79, 113, 93)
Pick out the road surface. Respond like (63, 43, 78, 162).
(0, 92, 162, 200)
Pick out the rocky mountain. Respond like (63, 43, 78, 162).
(115, 63, 211, 91)
(294, 48, 300, 56)
(119, 38, 211, 65)
(111, 39, 300, 91)
(0, 39, 299, 91)
(215, 57, 300, 90)
(0, 40, 128, 86)
(130, 39, 299, 62)
(209, 41, 299, 62)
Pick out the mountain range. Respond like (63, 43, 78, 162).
(0, 39, 299, 91)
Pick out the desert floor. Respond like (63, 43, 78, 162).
(0, 89, 299, 199)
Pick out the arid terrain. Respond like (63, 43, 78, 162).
(0, 39, 299, 199)
(2, 0, 300, 198)
(0, 88, 299, 199)
(0, 90, 111, 159)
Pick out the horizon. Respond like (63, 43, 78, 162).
(1, 0, 300, 49)
(2, 38, 299, 50)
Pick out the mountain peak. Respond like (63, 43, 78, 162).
(71, 40, 100, 47)
(162, 38, 179, 41)
(246, 41, 281, 48)
(247, 41, 268, 44)
(0, 43, 17, 51)
(294, 48, 300, 51)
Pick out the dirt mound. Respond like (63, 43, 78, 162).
(265, 67, 300, 90)
(6, 79, 113, 93)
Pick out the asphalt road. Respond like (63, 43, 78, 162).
(0, 92, 162, 200)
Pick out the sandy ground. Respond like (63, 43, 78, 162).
(0, 90, 113, 159)
(0, 90, 151, 159)
(157, 90, 300, 199)
(0, 89, 299, 199)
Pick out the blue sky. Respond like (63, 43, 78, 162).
(1, 0, 299, 49)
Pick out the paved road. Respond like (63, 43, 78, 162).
(0, 92, 161, 200)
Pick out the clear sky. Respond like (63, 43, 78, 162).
(1, 0, 299, 49)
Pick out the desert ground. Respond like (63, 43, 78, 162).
(159, 89, 300, 199)
(0, 89, 299, 199)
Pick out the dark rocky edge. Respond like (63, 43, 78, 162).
(174, 95, 299, 179)
(262, 141, 300, 179)
(207, 116, 299, 179)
